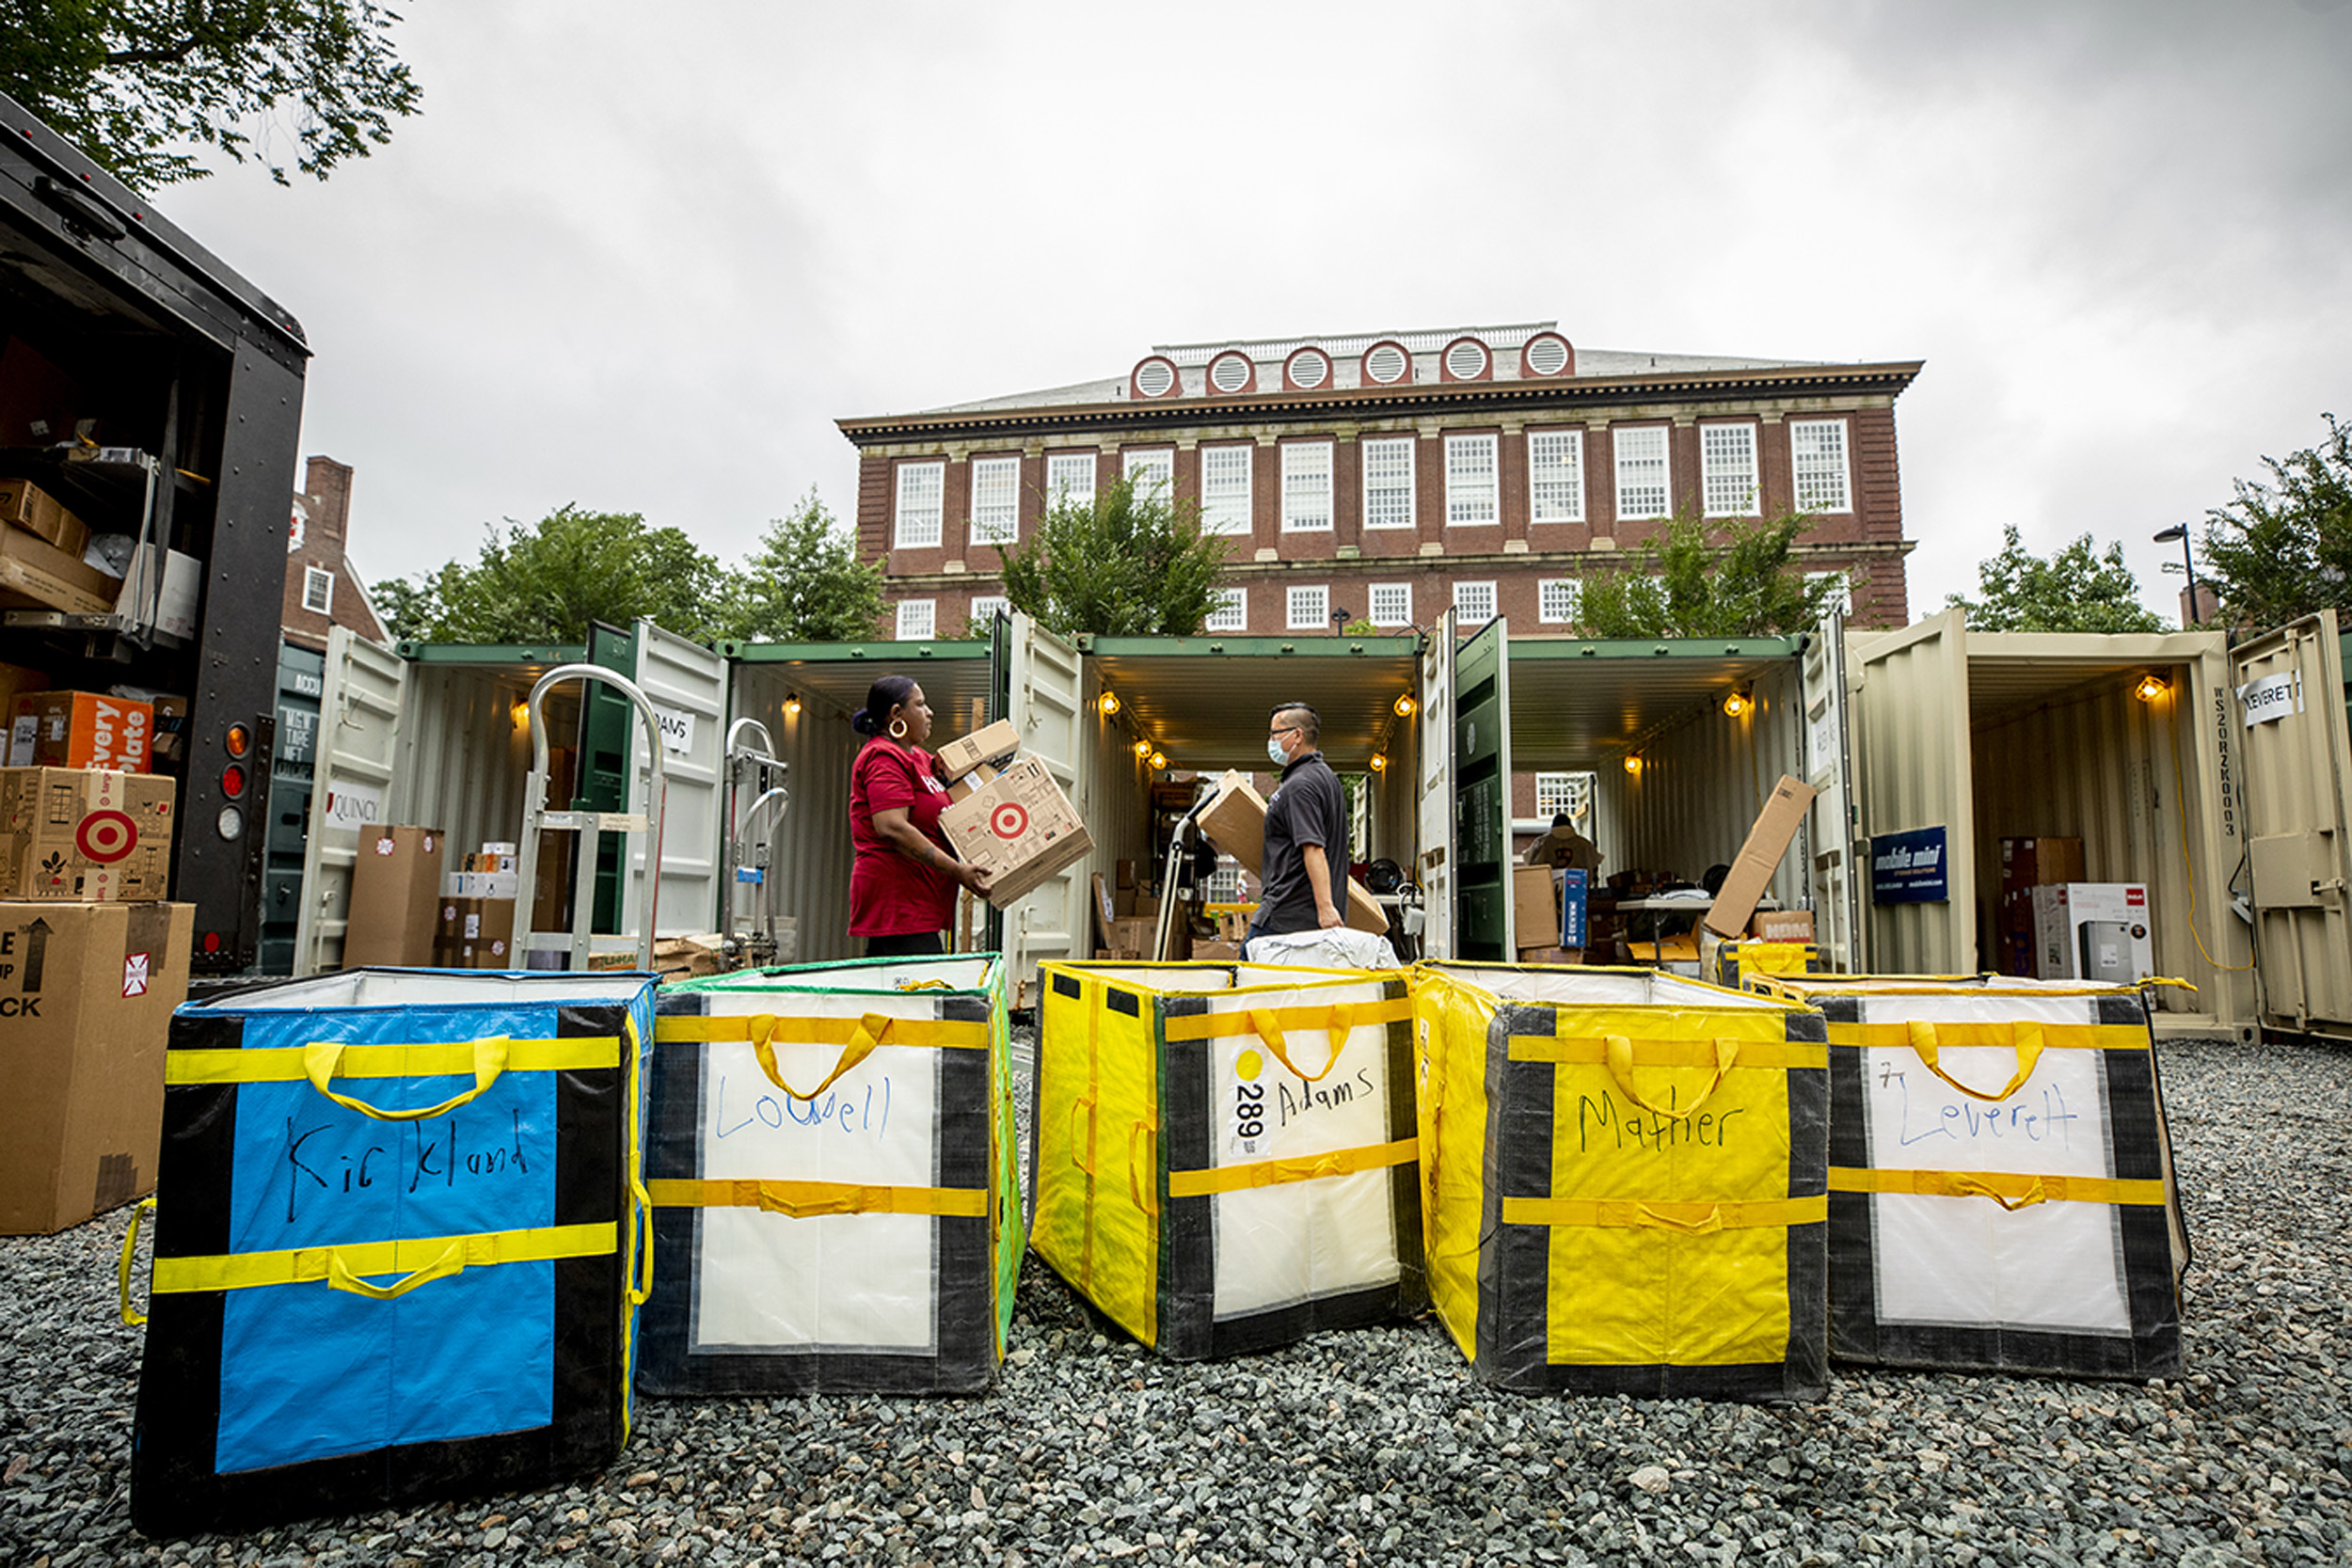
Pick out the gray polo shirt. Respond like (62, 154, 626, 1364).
(1254, 750, 1349, 936)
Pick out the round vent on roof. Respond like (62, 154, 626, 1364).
(1133, 356, 1178, 398)
(1285, 347, 1330, 390)
(1522, 333, 1573, 377)
(1364, 342, 1409, 385)
(1208, 353, 1254, 394)
(1443, 338, 1489, 381)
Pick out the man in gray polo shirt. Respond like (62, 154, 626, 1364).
(1247, 702, 1350, 945)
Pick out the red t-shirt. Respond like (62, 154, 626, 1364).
(848, 737, 957, 937)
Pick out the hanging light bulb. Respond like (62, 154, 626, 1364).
(1722, 688, 1751, 720)
(1133, 737, 1153, 759)
(1098, 690, 1120, 717)
(1392, 693, 1417, 718)
(1369, 752, 1389, 773)
(1623, 752, 1642, 775)
(1150, 750, 1168, 770)
(784, 692, 803, 719)
(2134, 673, 2170, 703)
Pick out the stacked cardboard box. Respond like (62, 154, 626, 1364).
(934, 721, 1094, 906)
(1199, 769, 1388, 934)
(342, 825, 447, 968)
(432, 838, 523, 968)
(1995, 837, 2084, 977)
(8, 689, 151, 771)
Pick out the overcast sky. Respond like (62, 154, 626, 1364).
(158, 0, 2352, 626)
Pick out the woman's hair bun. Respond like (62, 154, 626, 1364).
(850, 707, 877, 736)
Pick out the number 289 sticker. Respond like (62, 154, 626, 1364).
(1230, 1048, 1266, 1156)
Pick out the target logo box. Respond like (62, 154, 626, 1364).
(0, 899, 192, 1233)
(0, 767, 177, 901)
(937, 754, 1094, 906)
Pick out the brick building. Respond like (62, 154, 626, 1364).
(835, 322, 1920, 644)
(280, 454, 387, 652)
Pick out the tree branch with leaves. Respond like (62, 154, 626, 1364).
(998, 471, 1232, 640)
(2199, 413, 2352, 634)
(1946, 525, 2166, 634)
(1576, 509, 1841, 639)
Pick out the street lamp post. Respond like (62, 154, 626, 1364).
(2153, 524, 2199, 627)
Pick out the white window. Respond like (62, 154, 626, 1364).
(1206, 854, 1245, 903)
(1807, 571, 1854, 617)
(967, 594, 1009, 630)
(1124, 448, 1175, 506)
(1362, 436, 1416, 530)
(1368, 582, 1413, 628)
(1528, 430, 1583, 524)
(1445, 434, 1499, 526)
(894, 461, 945, 548)
(1613, 426, 1670, 521)
(1045, 451, 1095, 510)
(1534, 771, 1579, 821)
(1287, 584, 1330, 630)
(969, 455, 1019, 546)
(1281, 442, 1333, 531)
(895, 598, 936, 640)
(1538, 578, 1579, 625)
(301, 565, 335, 615)
(1200, 445, 1253, 536)
(1205, 587, 1247, 632)
(1791, 420, 1852, 513)
(1700, 423, 1758, 517)
(1453, 580, 1498, 625)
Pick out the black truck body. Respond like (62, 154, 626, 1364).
(1, 91, 309, 973)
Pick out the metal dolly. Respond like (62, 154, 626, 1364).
(720, 717, 791, 967)
(513, 663, 669, 973)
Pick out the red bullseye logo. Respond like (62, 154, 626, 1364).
(990, 802, 1029, 839)
(77, 810, 138, 863)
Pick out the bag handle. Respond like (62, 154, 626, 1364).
(1637, 1203, 1724, 1235)
(327, 1238, 468, 1299)
(1128, 1122, 1159, 1216)
(1604, 1035, 1738, 1120)
(748, 1011, 895, 1101)
(1906, 1019, 2044, 1101)
(1071, 1096, 1098, 1174)
(118, 1196, 155, 1326)
(1949, 1172, 2048, 1212)
(305, 1036, 510, 1121)
(1248, 1003, 1354, 1083)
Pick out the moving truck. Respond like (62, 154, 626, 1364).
(1, 91, 307, 973)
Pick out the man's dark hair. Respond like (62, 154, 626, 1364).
(1551, 812, 1571, 828)
(1270, 703, 1320, 745)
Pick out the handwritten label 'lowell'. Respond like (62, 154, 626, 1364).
(712, 1072, 893, 1142)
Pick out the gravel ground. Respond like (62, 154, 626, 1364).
(5, 1031, 2350, 1568)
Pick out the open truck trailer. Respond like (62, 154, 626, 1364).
(1, 91, 307, 974)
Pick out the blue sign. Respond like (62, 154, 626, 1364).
(1559, 869, 1588, 947)
(1870, 827, 1949, 904)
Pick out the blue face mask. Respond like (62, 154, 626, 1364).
(1267, 735, 1291, 767)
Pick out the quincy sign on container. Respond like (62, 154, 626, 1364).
(1749, 974, 2187, 1379)
(640, 956, 1019, 1394)
(1031, 960, 1422, 1359)
(127, 970, 657, 1534)
(1410, 964, 1828, 1399)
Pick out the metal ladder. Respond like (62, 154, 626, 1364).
(512, 663, 668, 973)
(721, 717, 790, 967)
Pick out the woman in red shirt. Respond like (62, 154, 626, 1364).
(848, 675, 993, 956)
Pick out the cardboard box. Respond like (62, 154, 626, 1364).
(934, 719, 1020, 779)
(148, 692, 188, 767)
(1117, 890, 1161, 920)
(1999, 837, 2086, 901)
(1115, 859, 1140, 890)
(1517, 946, 1584, 965)
(1091, 872, 1118, 946)
(112, 544, 201, 641)
(1704, 775, 1819, 939)
(944, 761, 995, 806)
(1108, 916, 1159, 957)
(2031, 883, 2152, 983)
(1, 767, 176, 900)
(1199, 768, 1389, 934)
(0, 662, 45, 738)
(937, 754, 1095, 906)
(0, 900, 192, 1233)
(0, 477, 91, 557)
(1750, 908, 1816, 943)
(1514, 864, 1561, 950)
(9, 690, 151, 772)
(654, 933, 726, 979)
(342, 825, 446, 968)
(434, 895, 518, 969)
(0, 523, 117, 614)
(532, 828, 574, 931)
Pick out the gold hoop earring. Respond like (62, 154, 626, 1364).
(889, 719, 909, 739)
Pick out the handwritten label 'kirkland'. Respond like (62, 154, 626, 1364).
(1578, 1089, 1745, 1153)
(282, 1109, 532, 1223)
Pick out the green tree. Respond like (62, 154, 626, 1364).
(388, 506, 729, 645)
(2200, 413, 2352, 633)
(999, 471, 1232, 639)
(1947, 525, 2166, 634)
(0, 0, 421, 189)
(1578, 509, 1837, 638)
(368, 573, 436, 642)
(715, 490, 887, 643)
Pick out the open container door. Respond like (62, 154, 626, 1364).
(2233, 610, 2352, 1038)
(1851, 608, 1977, 974)
(1417, 610, 1458, 960)
(1001, 612, 1089, 1000)
(624, 617, 728, 941)
(1454, 613, 1515, 959)
(1804, 609, 1865, 973)
(291, 626, 407, 975)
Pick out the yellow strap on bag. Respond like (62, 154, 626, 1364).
(151, 1221, 617, 1297)
(119, 1196, 156, 1325)
(1168, 1135, 1421, 1198)
(1901, 1019, 2043, 1102)
(303, 1036, 511, 1121)
(1500, 1195, 1828, 1230)
(1830, 1166, 2168, 1209)
(1163, 995, 1412, 1085)
(1604, 1034, 1737, 1120)
(646, 1177, 987, 1219)
(168, 1036, 617, 1093)
(656, 1010, 988, 1101)
(1510, 1036, 1826, 1071)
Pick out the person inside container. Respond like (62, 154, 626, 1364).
(1246, 701, 1349, 948)
(848, 674, 993, 957)
(1523, 810, 1602, 877)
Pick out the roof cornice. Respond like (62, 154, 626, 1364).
(837, 360, 1925, 448)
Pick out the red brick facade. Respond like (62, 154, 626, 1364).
(842, 332, 1920, 641)
(280, 455, 389, 653)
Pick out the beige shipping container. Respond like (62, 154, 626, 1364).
(2228, 610, 2352, 1041)
(1843, 610, 2255, 1037)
